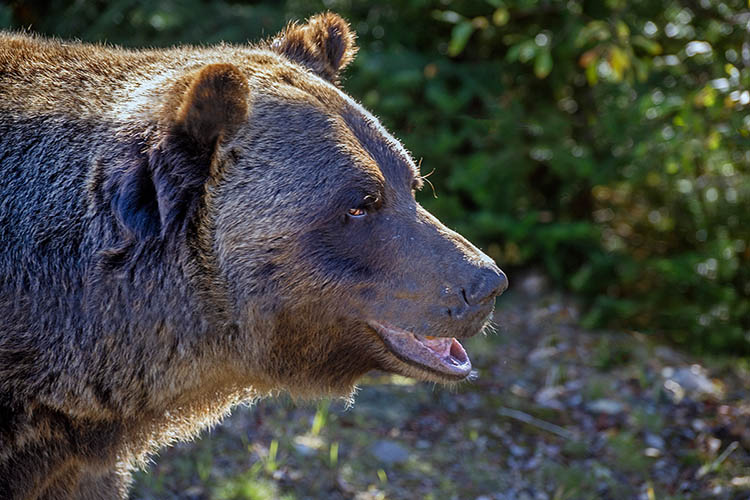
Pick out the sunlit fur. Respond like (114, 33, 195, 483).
(0, 13, 504, 499)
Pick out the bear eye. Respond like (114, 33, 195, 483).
(347, 207, 367, 218)
(345, 194, 380, 220)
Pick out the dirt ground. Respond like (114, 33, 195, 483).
(131, 274, 750, 500)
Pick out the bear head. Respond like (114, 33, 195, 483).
(112, 13, 508, 399)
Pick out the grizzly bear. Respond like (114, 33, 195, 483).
(0, 13, 507, 499)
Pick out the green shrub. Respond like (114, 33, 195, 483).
(4, 0, 748, 353)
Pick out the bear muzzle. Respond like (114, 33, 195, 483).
(365, 265, 507, 380)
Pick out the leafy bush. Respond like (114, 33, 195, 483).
(4, 0, 748, 353)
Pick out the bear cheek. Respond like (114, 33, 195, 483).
(261, 316, 380, 395)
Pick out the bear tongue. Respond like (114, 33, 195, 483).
(367, 321, 472, 379)
(417, 335, 469, 365)
(417, 335, 453, 358)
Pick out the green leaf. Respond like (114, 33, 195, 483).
(448, 21, 475, 57)
(609, 46, 629, 81)
(492, 7, 509, 26)
(432, 10, 463, 24)
(585, 61, 598, 85)
(632, 35, 662, 55)
(506, 43, 521, 62)
(534, 49, 553, 78)
(508, 39, 538, 63)
(575, 20, 611, 47)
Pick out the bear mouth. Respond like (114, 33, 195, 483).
(367, 321, 472, 380)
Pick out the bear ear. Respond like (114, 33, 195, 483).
(110, 63, 250, 243)
(173, 63, 250, 148)
(271, 12, 358, 83)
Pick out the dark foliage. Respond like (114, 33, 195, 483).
(3, 0, 748, 353)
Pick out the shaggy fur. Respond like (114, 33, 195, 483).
(0, 13, 505, 499)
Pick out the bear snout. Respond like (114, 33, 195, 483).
(465, 267, 508, 305)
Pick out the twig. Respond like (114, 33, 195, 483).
(697, 441, 739, 479)
(498, 406, 576, 440)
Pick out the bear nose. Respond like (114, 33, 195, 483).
(464, 268, 508, 306)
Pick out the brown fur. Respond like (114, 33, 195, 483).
(175, 63, 250, 146)
(0, 13, 505, 499)
(272, 11, 357, 84)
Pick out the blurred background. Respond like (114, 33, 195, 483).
(2, 1, 749, 499)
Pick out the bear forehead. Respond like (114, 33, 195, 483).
(244, 56, 420, 188)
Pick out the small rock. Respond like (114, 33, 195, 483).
(544, 444, 561, 456)
(510, 381, 533, 398)
(293, 434, 324, 457)
(524, 457, 541, 470)
(527, 346, 558, 363)
(730, 477, 750, 488)
(645, 433, 665, 450)
(415, 439, 431, 450)
(293, 442, 316, 457)
(564, 379, 584, 391)
(592, 462, 613, 480)
(460, 392, 482, 410)
(587, 399, 624, 415)
(662, 364, 723, 401)
(692, 418, 708, 432)
(183, 486, 204, 498)
(336, 474, 356, 495)
(371, 440, 410, 464)
(520, 273, 547, 296)
(475, 436, 489, 452)
(706, 436, 722, 455)
(509, 443, 527, 457)
(566, 394, 583, 407)
(516, 490, 534, 500)
(654, 345, 685, 364)
(535, 386, 566, 410)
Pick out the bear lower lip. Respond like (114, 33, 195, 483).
(367, 321, 472, 379)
